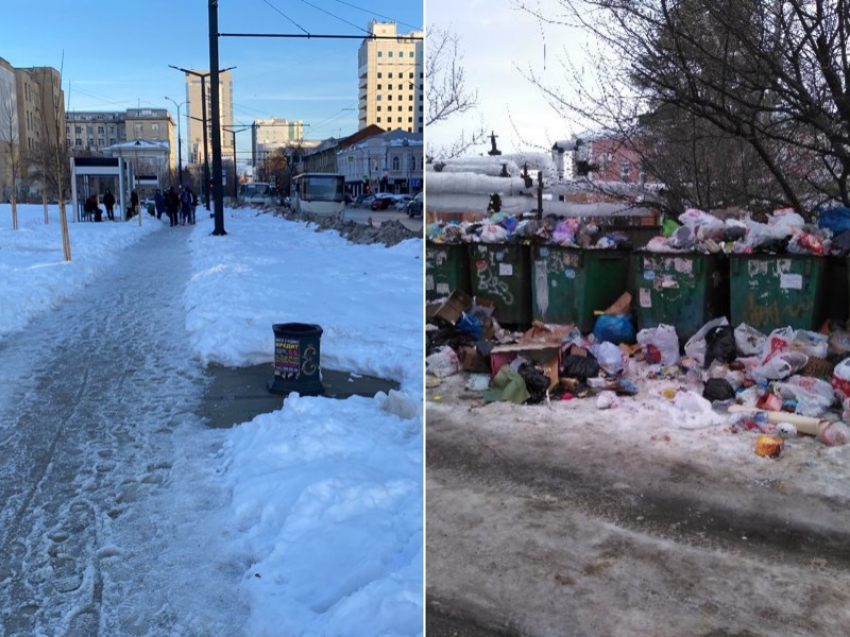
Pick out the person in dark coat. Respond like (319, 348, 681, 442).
(165, 187, 180, 227)
(103, 190, 116, 221)
(154, 189, 166, 220)
(83, 194, 102, 222)
(130, 190, 140, 218)
(180, 188, 192, 226)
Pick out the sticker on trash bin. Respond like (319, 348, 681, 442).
(426, 275, 435, 291)
(639, 288, 652, 308)
(436, 283, 450, 294)
(564, 268, 577, 279)
(499, 263, 513, 276)
(274, 338, 301, 377)
(643, 270, 656, 281)
(674, 258, 693, 274)
(496, 251, 505, 262)
(539, 247, 549, 257)
(780, 273, 803, 290)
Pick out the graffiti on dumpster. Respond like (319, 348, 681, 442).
(476, 269, 515, 305)
(745, 294, 809, 327)
(301, 344, 319, 376)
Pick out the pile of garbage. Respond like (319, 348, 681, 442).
(646, 208, 832, 256)
(426, 213, 632, 249)
(427, 290, 850, 456)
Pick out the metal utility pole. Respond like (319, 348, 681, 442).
(164, 96, 186, 187)
(223, 126, 248, 199)
(209, 0, 226, 235)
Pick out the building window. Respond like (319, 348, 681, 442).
(388, 94, 392, 100)
(377, 117, 382, 123)
(397, 117, 402, 123)
(408, 117, 413, 123)
(620, 159, 630, 181)
(398, 106, 402, 111)
(388, 51, 393, 57)
(75, 126, 82, 134)
(75, 139, 82, 147)
(389, 72, 393, 78)
(410, 52, 414, 57)
(97, 126, 104, 134)
(409, 106, 413, 111)
(378, 51, 383, 57)
(410, 156, 416, 170)
(377, 106, 381, 112)
(377, 72, 382, 78)
(409, 72, 414, 78)
(152, 123, 159, 132)
(392, 156, 400, 171)
(376, 94, 382, 101)
(377, 84, 382, 90)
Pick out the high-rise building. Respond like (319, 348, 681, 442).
(357, 21, 423, 134)
(184, 69, 234, 165)
(252, 117, 305, 166)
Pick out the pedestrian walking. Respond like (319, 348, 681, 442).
(130, 190, 140, 219)
(186, 186, 197, 225)
(154, 189, 166, 220)
(103, 190, 116, 221)
(166, 186, 180, 227)
(180, 188, 192, 226)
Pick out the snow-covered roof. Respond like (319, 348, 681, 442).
(104, 139, 169, 152)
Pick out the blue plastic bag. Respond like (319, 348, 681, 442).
(456, 312, 482, 341)
(818, 207, 850, 235)
(593, 314, 636, 345)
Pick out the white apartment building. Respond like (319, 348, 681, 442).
(185, 69, 234, 164)
(357, 20, 423, 134)
(252, 117, 304, 164)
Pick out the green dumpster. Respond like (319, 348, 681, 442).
(531, 246, 630, 332)
(729, 253, 825, 332)
(632, 251, 729, 344)
(425, 242, 472, 302)
(468, 243, 532, 328)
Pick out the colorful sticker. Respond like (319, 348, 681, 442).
(640, 288, 652, 308)
(499, 263, 513, 276)
(539, 247, 549, 257)
(426, 275, 435, 291)
(643, 270, 656, 281)
(564, 268, 577, 279)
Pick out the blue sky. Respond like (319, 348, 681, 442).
(2, 0, 422, 163)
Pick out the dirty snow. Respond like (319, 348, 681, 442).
(0, 204, 423, 636)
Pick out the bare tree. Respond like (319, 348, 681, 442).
(517, 0, 850, 214)
(426, 25, 488, 159)
(0, 78, 21, 229)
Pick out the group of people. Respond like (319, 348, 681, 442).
(154, 186, 197, 227)
(83, 190, 118, 222)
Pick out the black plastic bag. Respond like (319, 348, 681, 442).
(518, 362, 551, 404)
(705, 325, 736, 368)
(703, 378, 735, 402)
(561, 355, 600, 380)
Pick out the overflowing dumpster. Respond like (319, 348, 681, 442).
(531, 246, 630, 332)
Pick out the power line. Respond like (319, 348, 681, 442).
(260, 0, 308, 34)
(330, 0, 421, 32)
(293, 0, 370, 34)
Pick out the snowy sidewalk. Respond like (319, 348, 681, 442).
(0, 224, 248, 636)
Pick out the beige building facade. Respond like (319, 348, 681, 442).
(185, 69, 234, 165)
(0, 57, 65, 198)
(358, 21, 423, 134)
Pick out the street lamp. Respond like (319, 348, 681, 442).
(223, 125, 249, 200)
(168, 64, 236, 212)
(164, 96, 186, 187)
(134, 138, 142, 227)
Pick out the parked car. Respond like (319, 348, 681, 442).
(393, 195, 413, 211)
(370, 194, 395, 210)
(406, 192, 423, 218)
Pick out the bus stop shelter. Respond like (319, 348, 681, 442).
(69, 157, 133, 222)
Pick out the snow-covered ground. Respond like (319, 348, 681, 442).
(0, 204, 423, 636)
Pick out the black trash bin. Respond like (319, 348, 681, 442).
(269, 323, 324, 396)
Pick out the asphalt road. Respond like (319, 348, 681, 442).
(426, 377, 850, 637)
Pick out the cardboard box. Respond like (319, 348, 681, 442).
(433, 289, 473, 325)
(489, 343, 561, 390)
(458, 345, 490, 373)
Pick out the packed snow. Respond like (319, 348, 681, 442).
(0, 204, 424, 636)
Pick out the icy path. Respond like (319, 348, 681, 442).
(0, 227, 249, 636)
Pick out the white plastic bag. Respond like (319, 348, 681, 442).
(684, 317, 730, 367)
(832, 358, 850, 401)
(760, 327, 796, 363)
(790, 330, 828, 359)
(425, 346, 460, 378)
(479, 224, 508, 243)
(637, 324, 680, 365)
(774, 375, 835, 416)
(734, 323, 766, 357)
(595, 342, 624, 376)
(751, 352, 809, 384)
